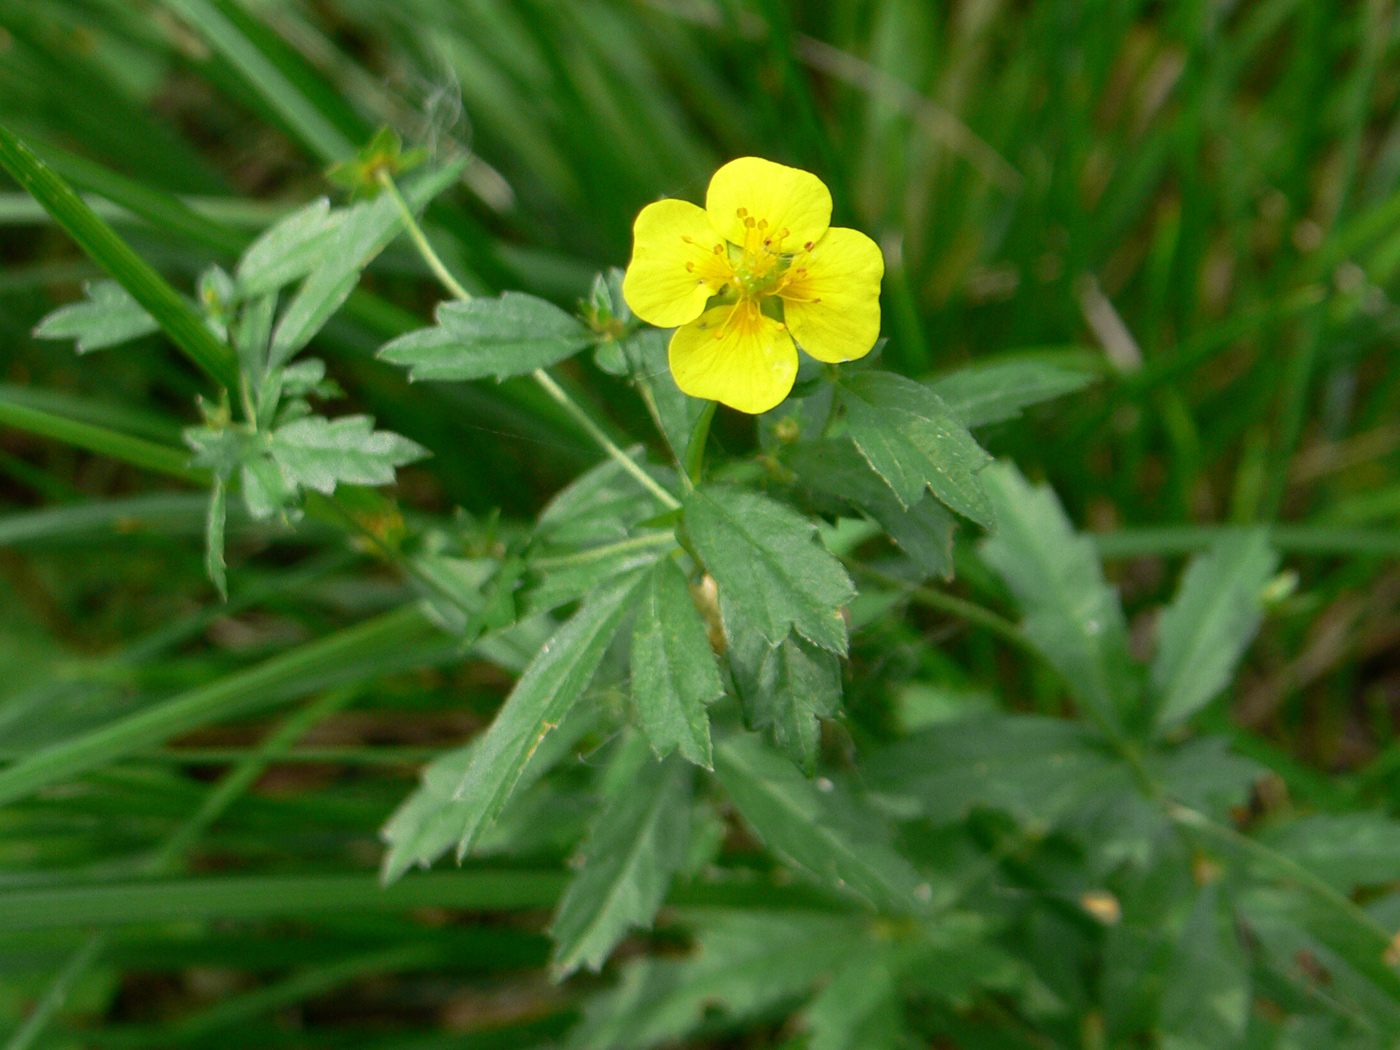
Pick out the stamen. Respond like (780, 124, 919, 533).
(713, 244, 723, 255)
(803, 241, 814, 251)
(744, 216, 757, 229)
(685, 262, 695, 271)
(681, 234, 695, 244)
(736, 207, 748, 217)
(757, 219, 768, 229)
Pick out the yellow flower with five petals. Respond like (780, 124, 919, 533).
(622, 157, 884, 415)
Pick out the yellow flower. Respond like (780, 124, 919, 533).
(622, 157, 884, 415)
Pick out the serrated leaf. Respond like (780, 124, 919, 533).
(33, 280, 159, 353)
(378, 291, 592, 382)
(550, 747, 692, 977)
(790, 438, 956, 579)
(379, 701, 597, 884)
(267, 414, 428, 495)
(269, 160, 465, 368)
(979, 462, 1137, 727)
(631, 559, 724, 768)
(684, 486, 853, 654)
(1152, 529, 1278, 733)
(839, 370, 995, 527)
(570, 913, 861, 1050)
(204, 478, 227, 601)
(869, 714, 1130, 829)
(928, 357, 1097, 429)
(729, 625, 842, 775)
(450, 571, 645, 857)
(714, 735, 930, 911)
(235, 197, 344, 297)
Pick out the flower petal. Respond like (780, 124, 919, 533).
(706, 157, 832, 255)
(669, 303, 798, 415)
(779, 227, 884, 364)
(622, 199, 733, 328)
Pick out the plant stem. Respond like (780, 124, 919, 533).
(684, 400, 718, 487)
(377, 169, 472, 301)
(531, 369, 680, 508)
(379, 171, 681, 510)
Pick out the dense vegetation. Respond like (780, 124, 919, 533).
(3, 2, 1400, 1048)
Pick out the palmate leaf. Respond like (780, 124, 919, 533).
(728, 623, 842, 776)
(570, 912, 863, 1050)
(268, 159, 467, 368)
(790, 438, 957, 579)
(1151, 529, 1278, 733)
(32, 279, 159, 353)
(839, 370, 995, 528)
(630, 559, 724, 768)
(978, 462, 1138, 728)
(267, 414, 429, 495)
(449, 571, 645, 858)
(714, 735, 931, 912)
(929, 356, 1097, 429)
(549, 744, 692, 977)
(378, 292, 593, 382)
(683, 486, 853, 654)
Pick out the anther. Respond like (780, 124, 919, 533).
(681, 234, 695, 243)
(758, 219, 768, 229)
(744, 216, 757, 229)
(736, 207, 748, 217)
(685, 262, 695, 271)
(713, 244, 723, 254)
(803, 241, 814, 250)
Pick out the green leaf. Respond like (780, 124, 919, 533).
(802, 943, 905, 1050)
(1151, 529, 1278, 733)
(267, 414, 428, 494)
(449, 571, 645, 857)
(32, 280, 160, 353)
(234, 196, 344, 297)
(377, 291, 593, 382)
(379, 700, 598, 884)
(1260, 813, 1400, 892)
(978, 462, 1138, 728)
(622, 327, 702, 461)
(631, 559, 725, 768)
(838, 370, 995, 528)
(790, 438, 956, 579)
(714, 735, 930, 912)
(928, 357, 1097, 429)
(683, 487, 853, 654)
(869, 715, 1130, 829)
(205, 478, 228, 601)
(0, 121, 239, 389)
(240, 455, 297, 520)
(1158, 886, 1250, 1050)
(729, 626, 842, 776)
(268, 160, 465, 367)
(184, 424, 248, 480)
(571, 913, 862, 1050)
(550, 745, 692, 977)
